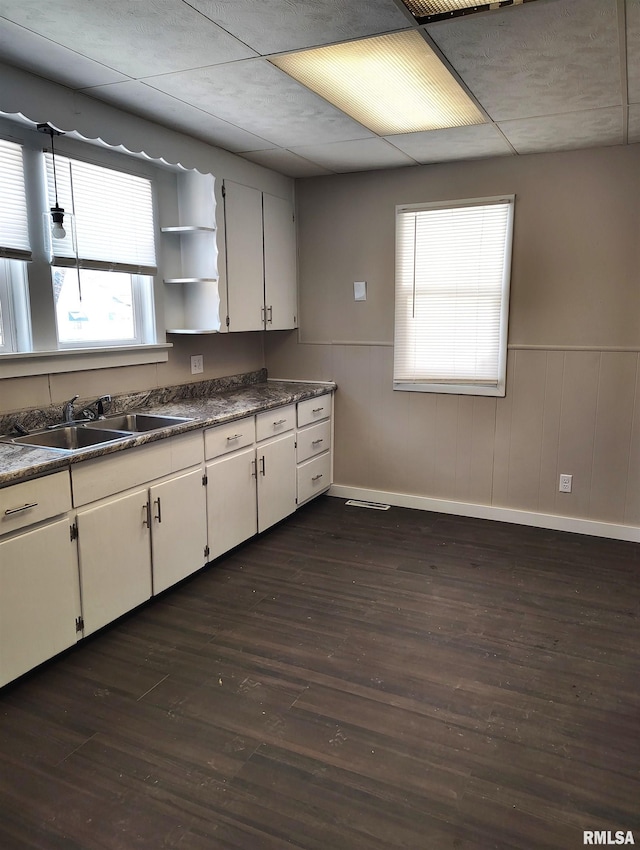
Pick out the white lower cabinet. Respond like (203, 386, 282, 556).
(72, 433, 207, 636)
(205, 411, 297, 559)
(257, 432, 296, 532)
(0, 516, 81, 687)
(76, 487, 152, 637)
(150, 468, 208, 595)
(206, 447, 257, 560)
(296, 394, 333, 506)
(0, 391, 334, 687)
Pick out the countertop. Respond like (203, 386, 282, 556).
(0, 379, 335, 488)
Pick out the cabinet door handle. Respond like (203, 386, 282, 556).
(311, 438, 324, 446)
(142, 502, 151, 528)
(154, 497, 162, 524)
(312, 406, 324, 414)
(273, 418, 286, 426)
(251, 458, 257, 479)
(4, 502, 38, 516)
(259, 455, 266, 476)
(261, 305, 266, 324)
(311, 473, 323, 482)
(267, 305, 273, 324)
(227, 433, 242, 441)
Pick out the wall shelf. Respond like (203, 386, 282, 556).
(160, 171, 220, 334)
(161, 225, 216, 233)
(164, 277, 218, 285)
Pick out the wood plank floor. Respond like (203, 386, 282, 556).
(1, 496, 638, 849)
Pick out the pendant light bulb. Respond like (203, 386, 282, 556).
(50, 204, 66, 240)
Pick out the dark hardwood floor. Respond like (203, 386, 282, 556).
(1, 496, 639, 849)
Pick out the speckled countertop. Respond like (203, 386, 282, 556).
(0, 371, 335, 487)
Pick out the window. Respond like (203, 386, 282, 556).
(394, 195, 514, 397)
(44, 153, 157, 347)
(0, 139, 31, 352)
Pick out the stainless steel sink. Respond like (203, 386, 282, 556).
(10, 425, 134, 451)
(85, 413, 194, 432)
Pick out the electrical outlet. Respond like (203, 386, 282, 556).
(559, 473, 572, 493)
(190, 354, 204, 375)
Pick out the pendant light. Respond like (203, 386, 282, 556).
(37, 122, 66, 239)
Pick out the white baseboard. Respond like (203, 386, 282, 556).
(328, 484, 640, 543)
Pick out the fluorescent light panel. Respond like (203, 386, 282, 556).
(270, 30, 484, 136)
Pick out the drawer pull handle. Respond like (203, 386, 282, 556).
(273, 419, 286, 426)
(4, 502, 38, 516)
(312, 407, 324, 414)
(311, 439, 324, 446)
(227, 433, 242, 441)
(311, 473, 323, 482)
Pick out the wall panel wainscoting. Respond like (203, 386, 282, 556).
(0, 496, 638, 849)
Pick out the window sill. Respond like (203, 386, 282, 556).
(0, 343, 172, 378)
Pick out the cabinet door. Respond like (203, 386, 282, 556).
(0, 518, 81, 687)
(263, 193, 297, 331)
(77, 488, 152, 636)
(257, 433, 296, 533)
(224, 181, 264, 332)
(206, 447, 257, 559)
(150, 468, 208, 595)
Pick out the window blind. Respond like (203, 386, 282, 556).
(0, 139, 31, 260)
(45, 153, 156, 274)
(394, 197, 513, 396)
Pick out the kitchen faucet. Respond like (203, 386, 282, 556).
(62, 394, 79, 424)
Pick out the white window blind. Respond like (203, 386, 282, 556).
(44, 153, 156, 273)
(0, 139, 31, 260)
(394, 196, 514, 397)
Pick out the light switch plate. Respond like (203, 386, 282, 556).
(354, 280, 367, 301)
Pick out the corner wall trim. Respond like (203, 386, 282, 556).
(328, 485, 640, 543)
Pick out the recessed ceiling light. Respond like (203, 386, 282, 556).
(400, 0, 540, 25)
(270, 30, 484, 136)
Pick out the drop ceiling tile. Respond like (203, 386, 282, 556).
(386, 123, 513, 163)
(144, 59, 376, 147)
(288, 138, 418, 173)
(428, 0, 621, 121)
(0, 0, 256, 78)
(0, 19, 128, 88)
(240, 149, 335, 178)
(84, 81, 274, 152)
(186, 0, 412, 54)
(626, 0, 640, 103)
(498, 107, 623, 154)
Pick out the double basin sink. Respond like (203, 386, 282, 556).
(4, 413, 194, 453)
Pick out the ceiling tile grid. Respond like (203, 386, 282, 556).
(0, 0, 635, 175)
(426, 0, 622, 121)
(184, 0, 412, 54)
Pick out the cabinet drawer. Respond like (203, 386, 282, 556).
(256, 404, 295, 442)
(297, 452, 331, 505)
(297, 395, 331, 428)
(0, 471, 72, 535)
(296, 419, 331, 463)
(72, 440, 171, 507)
(204, 416, 255, 459)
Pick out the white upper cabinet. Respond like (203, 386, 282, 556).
(263, 192, 297, 331)
(223, 180, 297, 333)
